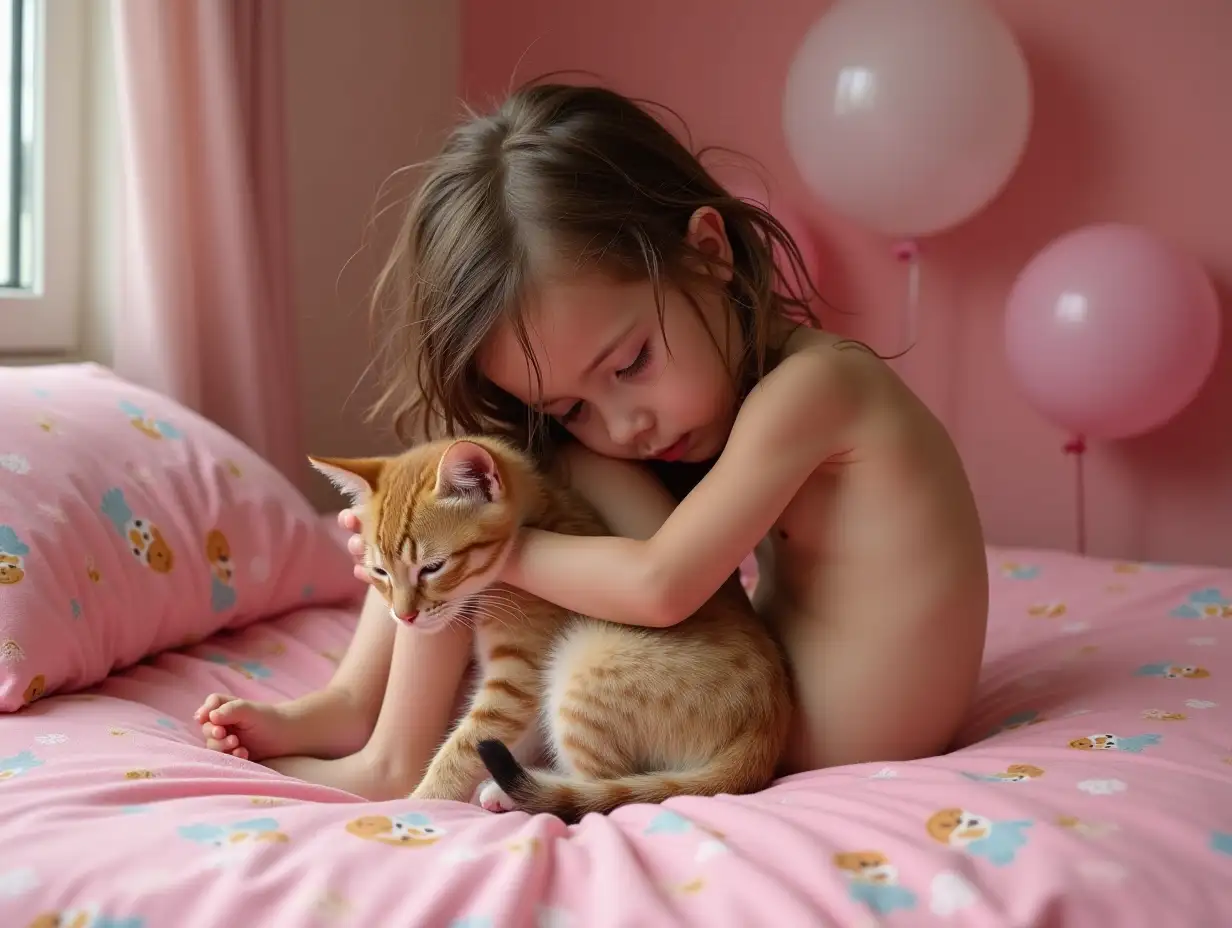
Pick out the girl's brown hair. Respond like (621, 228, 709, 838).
(369, 80, 820, 458)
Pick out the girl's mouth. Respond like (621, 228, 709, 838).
(653, 434, 691, 462)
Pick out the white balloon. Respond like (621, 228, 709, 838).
(783, 0, 1032, 237)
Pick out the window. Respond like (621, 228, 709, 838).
(0, 0, 84, 354)
(0, 0, 34, 291)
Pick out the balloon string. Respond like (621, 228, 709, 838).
(1064, 436, 1087, 555)
(893, 239, 921, 350)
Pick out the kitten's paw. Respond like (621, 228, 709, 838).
(409, 783, 448, 802)
(479, 779, 516, 813)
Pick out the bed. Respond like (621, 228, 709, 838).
(5, 554, 1232, 927)
(4, 367, 1232, 927)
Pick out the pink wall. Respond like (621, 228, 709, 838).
(285, 0, 459, 510)
(462, 0, 1232, 567)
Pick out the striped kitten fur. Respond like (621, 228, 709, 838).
(309, 437, 791, 823)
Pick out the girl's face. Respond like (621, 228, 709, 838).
(480, 248, 741, 463)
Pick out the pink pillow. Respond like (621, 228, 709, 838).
(0, 363, 362, 711)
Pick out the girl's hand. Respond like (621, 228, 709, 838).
(498, 527, 529, 588)
(338, 509, 372, 585)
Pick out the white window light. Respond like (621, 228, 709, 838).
(0, 0, 84, 354)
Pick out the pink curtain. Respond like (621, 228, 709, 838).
(111, 0, 300, 480)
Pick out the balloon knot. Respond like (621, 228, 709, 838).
(892, 239, 920, 262)
(1063, 437, 1087, 455)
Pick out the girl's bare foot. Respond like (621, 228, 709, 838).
(193, 688, 371, 762)
(194, 695, 299, 761)
(263, 749, 421, 801)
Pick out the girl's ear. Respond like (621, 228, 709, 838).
(308, 455, 386, 507)
(435, 440, 504, 503)
(685, 207, 734, 282)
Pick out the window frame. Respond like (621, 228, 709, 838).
(0, 0, 85, 355)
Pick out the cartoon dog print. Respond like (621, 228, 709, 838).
(345, 812, 446, 847)
(1061, 645, 1099, 662)
(118, 400, 182, 441)
(206, 530, 233, 581)
(0, 749, 44, 780)
(100, 488, 174, 573)
(1056, 815, 1118, 839)
(27, 914, 88, 928)
(1001, 562, 1039, 580)
(1134, 662, 1210, 679)
(27, 911, 144, 928)
(1, 638, 25, 663)
(23, 674, 46, 704)
(0, 525, 30, 584)
(961, 763, 1045, 783)
(182, 817, 289, 846)
(1027, 602, 1067, 618)
(177, 817, 289, 867)
(205, 529, 237, 612)
(834, 850, 898, 884)
(1068, 732, 1162, 753)
(1141, 709, 1186, 722)
(0, 552, 24, 584)
(833, 851, 917, 915)
(926, 808, 1033, 866)
(1170, 588, 1232, 620)
(203, 653, 271, 680)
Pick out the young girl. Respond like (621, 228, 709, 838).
(194, 82, 989, 800)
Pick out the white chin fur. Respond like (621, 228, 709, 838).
(411, 603, 462, 634)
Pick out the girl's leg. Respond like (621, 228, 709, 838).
(263, 603, 474, 800)
(196, 586, 398, 761)
(774, 599, 985, 774)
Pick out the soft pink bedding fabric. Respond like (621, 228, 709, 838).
(3, 547, 1232, 927)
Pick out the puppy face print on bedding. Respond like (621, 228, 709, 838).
(833, 851, 919, 915)
(0, 363, 360, 711)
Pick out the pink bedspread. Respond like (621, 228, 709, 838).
(4, 547, 1232, 927)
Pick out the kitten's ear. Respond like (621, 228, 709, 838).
(308, 455, 386, 507)
(435, 440, 503, 503)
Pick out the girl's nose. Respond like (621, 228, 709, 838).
(609, 407, 653, 448)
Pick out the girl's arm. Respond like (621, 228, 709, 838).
(503, 347, 865, 626)
(552, 442, 680, 542)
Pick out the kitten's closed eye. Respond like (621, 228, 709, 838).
(421, 560, 445, 576)
(371, 566, 389, 578)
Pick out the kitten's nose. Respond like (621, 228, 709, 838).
(398, 609, 419, 624)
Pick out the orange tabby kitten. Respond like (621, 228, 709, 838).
(309, 437, 791, 823)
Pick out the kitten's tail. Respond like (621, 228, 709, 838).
(476, 739, 771, 824)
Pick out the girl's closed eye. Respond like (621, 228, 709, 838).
(560, 401, 584, 424)
(558, 342, 653, 423)
(616, 341, 652, 380)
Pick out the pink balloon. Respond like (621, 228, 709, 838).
(723, 180, 822, 311)
(1004, 224, 1221, 440)
(783, 0, 1032, 237)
